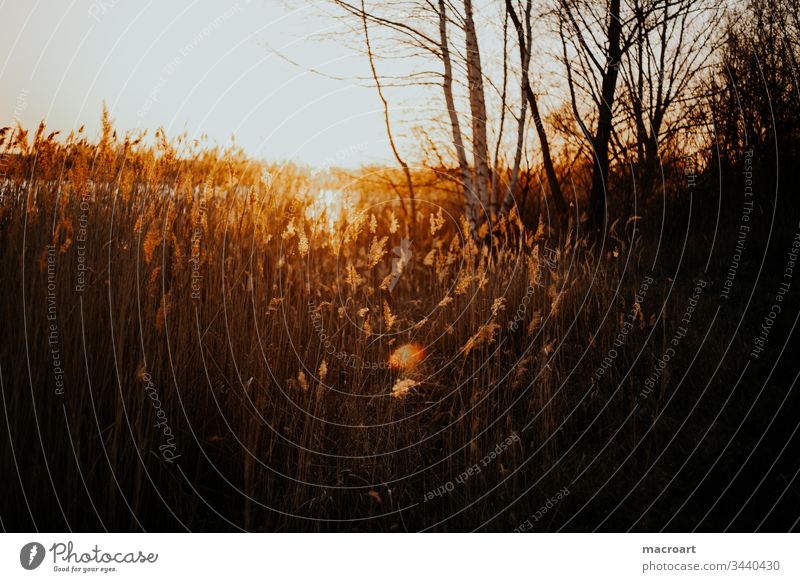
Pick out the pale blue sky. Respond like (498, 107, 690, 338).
(0, 0, 399, 166)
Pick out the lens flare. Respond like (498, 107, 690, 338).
(389, 343, 425, 370)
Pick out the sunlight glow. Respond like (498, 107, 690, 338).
(389, 344, 425, 370)
(306, 188, 349, 232)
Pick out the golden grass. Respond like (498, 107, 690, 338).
(0, 117, 685, 531)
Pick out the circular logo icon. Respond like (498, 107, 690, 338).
(20, 542, 46, 570)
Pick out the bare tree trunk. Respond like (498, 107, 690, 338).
(504, 0, 568, 226)
(491, 12, 510, 213)
(463, 0, 491, 222)
(587, 0, 622, 232)
(360, 0, 416, 234)
(437, 0, 474, 223)
(503, 1, 529, 216)
(504, 81, 527, 214)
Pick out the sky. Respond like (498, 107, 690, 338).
(0, 0, 400, 167)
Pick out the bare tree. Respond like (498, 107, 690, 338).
(463, 0, 491, 220)
(504, 0, 568, 227)
(332, 0, 501, 229)
(358, 0, 417, 233)
(710, 0, 800, 196)
(491, 11, 510, 213)
(558, 0, 626, 232)
(437, 0, 474, 221)
(558, 0, 722, 231)
(619, 0, 720, 200)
